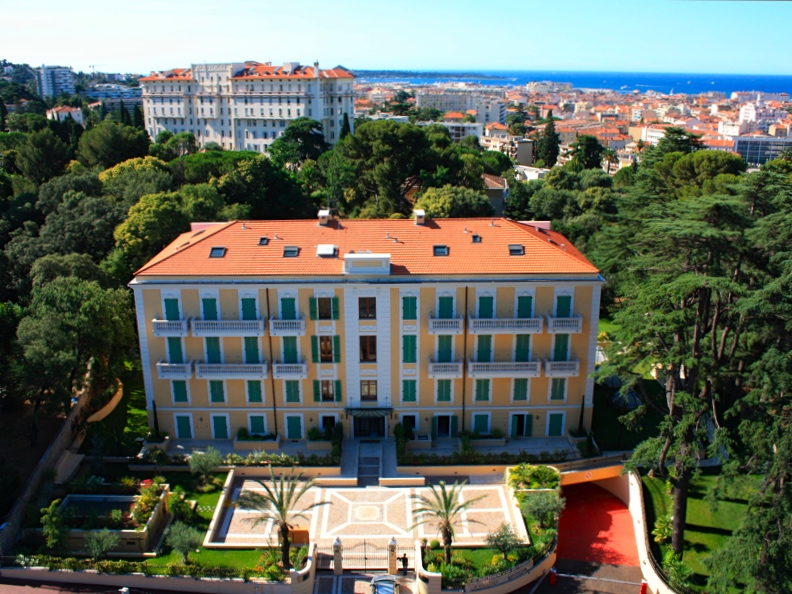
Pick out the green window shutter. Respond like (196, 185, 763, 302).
(517, 295, 533, 319)
(431, 417, 438, 439)
(438, 335, 452, 363)
(526, 414, 533, 437)
(475, 379, 490, 401)
(283, 337, 297, 364)
(202, 298, 218, 321)
(247, 381, 263, 403)
(281, 298, 296, 320)
(551, 378, 566, 401)
(167, 337, 183, 364)
(474, 414, 488, 435)
(241, 298, 257, 320)
(403, 380, 416, 402)
(402, 296, 417, 320)
(309, 298, 318, 320)
(311, 336, 319, 363)
(164, 298, 180, 321)
(286, 381, 300, 403)
(510, 415, 519, 438)
(333, 335, 341, 363)
(478, 296, 494, 319)
(438, 296, 453, 319)
(403, 335, 417, 364)
(172, 380, 188, 403)
(212, 416, 228, 439)
(477, 335, 492, 362)
(244, 337, 259, 364)
(335, 380, 342, 402)
(548, 413, 563, 437)
(450, 415, 459, 438)
(554, 334, 569, 362)
(313, 380, 320, 402)
(332, 297, 339, 320)
(286, 416, 302, 439)
(176, 415, 192, 439)
(515, 335, 530, 362)
(250, 415, 265, 435)
(206, 337, 221, 363)
(437, 380, 451, 402)
(513, 378, 528, 401)
(556, 295, 572, 318)
(209, 380, 224, 403)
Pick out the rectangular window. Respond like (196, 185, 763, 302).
(360, 380, 378, 401)
(554, 335, 569, 362)
(402, 296, 417, 320)
(244, 337, 259, 364)
(402, 380, 417, 402)
(281, 297, 296, 320)
(167, 337, 184, 364)
(283, 336, 298, 364)
(317, 297, 332, 320)
(402, 335, 417, 363)
(437, 379, 452, 402)
(475, 379, 490, 402)
(247, 380, 263, 403)
(202, 298, 218, 320)
(551, 378, 566, 401)
(473, 413, 490, 435)
(478, 296, 494, 319)
(241, 298, 257, 320)
(319, 336, 333, 363)
(438, 296, 454, 319)
(477, 335, 492, 362)
(437, 335, 453, 363)
(172, 380, 188, 403)
(517, 295, 533, 319)
(359, 297, 376, 319)
(249, 415, 266, 435)
(285, 380, 300, 403)
(360, 336, 377, 362)
(321, 380, 335, 402)
(209, 380, 225, 403)
(556, 295, 572, 318)
(515, 335, 531, 362)
(206, 337, 222, 363)
(513, 378, 528, 401)
(164, 298, 180, 321)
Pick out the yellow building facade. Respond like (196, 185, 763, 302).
(131, 213, 603, 442)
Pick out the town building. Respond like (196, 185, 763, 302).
(35, 65, 75, 98)
(85, 84, 143, 111)
(45, 106, 84, 125)
(731, 135, 792, 165)
(139, 61, 355, 152)
(130, 213, 603, 444)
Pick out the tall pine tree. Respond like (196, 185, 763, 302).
(537, 119, 560, 167)
(0, 100, 7, 132)
(339, 113, 351, 140)
(133, 104, 145, 129)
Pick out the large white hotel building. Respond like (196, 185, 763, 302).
(139, 61, 355, 152)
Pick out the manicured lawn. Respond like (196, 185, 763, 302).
(450, 547, 498, 567)
(642, 472, 760, 592)
(146, 548, 263, 568)
(598, 316, 621, 336)
(591, 383, 664, 451)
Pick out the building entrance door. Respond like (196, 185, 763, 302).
(354, 416, 385, 437)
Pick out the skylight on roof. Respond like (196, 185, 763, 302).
(472, 235, 482, 243)
(259, 237, 270, 246)
(433, 245, 449, 257)
(283, 246, 300, 258)
(209, 247, 227, 258)
(317, 244, 337, 258)
(508, 244, 525, 256)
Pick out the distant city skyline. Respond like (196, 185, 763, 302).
(3, 0, 791, 76)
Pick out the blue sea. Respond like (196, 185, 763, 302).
(356, 70, 792, 96)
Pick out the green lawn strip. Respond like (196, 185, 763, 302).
(144, 548, 262, 569)
(449, 547, 498, 568)
(598, 317, 621, 336)
(642, 473, 755, 592)
(591, 384, 664, 450)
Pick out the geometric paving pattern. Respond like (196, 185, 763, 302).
(211, 478, 527, 548)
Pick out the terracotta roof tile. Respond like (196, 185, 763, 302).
(135, 218, 599, 278)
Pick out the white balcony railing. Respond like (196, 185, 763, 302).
(191, 318, 266, 336)
(545, 315, 583, 334)
(195, 362, 269, 379)
(152, 318, 190, 337)
(543, 359, 581, 377)
(272, 360, 309, 379)
(467, 359, 542, 378)
(468, 316, 544, 334)
(427, 316, 464, 335)
(156, 360, 193, 379)
(268, 317, 307, 336)
(427, 359, 464, 378)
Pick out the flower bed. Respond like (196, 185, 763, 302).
(397, 449, 569, 466)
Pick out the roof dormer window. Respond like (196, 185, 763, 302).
(508, 244, 525, 256)
(283, 246, 300, 258)
(433, 245, 449, 257)
(209, 247, 227, 258)
(259, 237, 270, 246)
(472, 235, 482, 243)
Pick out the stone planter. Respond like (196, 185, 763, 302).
(465, 437, 507, 447)
(233, 434, 281, 451)
(407, 434, 432, 450)
(307, 439, 332, 451)
(144, 435, 170, 452)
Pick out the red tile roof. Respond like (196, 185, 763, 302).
(135, 218, 599, 278)
(140, 63, 354, 82)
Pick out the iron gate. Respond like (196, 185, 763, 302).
(342, 540, 389, 570)
(316, 545, 334, 570)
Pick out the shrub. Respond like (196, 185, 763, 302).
(237, 427, 250, 440)
(189, 447, 223, 485)
(663, 551, 693, 589)
(85, 528, 120, 559)
(307, 427, 323, 441)
(491, 428, 504, 439)
(429, 539, 440, 550)
(653, 514, 673, 543)
(40, 499, 66, 553)
(508, 464, 560, 490)
(520, 491, 566, 529)
(485, 523, 523, 554)
(438, 562, 469, 589)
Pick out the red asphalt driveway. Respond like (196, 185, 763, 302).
(557, 482, 640, 566)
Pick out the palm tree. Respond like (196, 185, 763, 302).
(235, 468, 329, 570)
(410, 481, 486, 564)
(603, 148, 619, 175)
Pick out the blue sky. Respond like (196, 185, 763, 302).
(3, 0, 791, 75)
